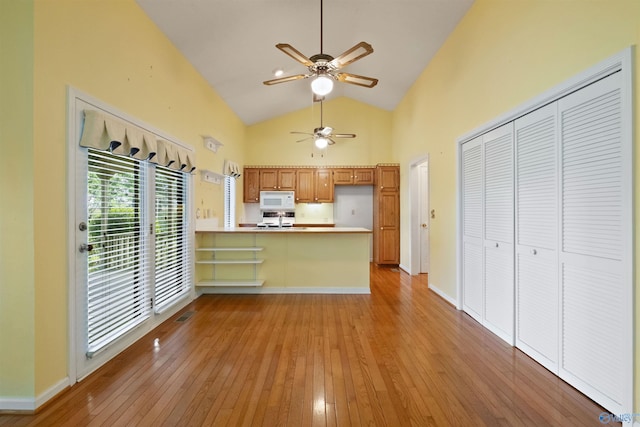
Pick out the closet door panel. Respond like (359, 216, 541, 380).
(558, 71, 631, 413)
(461, 137, 483, 322)
(482, 124, 514, 342)
(514, 102, 559, 371)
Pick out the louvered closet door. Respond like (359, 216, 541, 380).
(514, 103, 559, 373)
(482, 123, 514, 343)
(461, 136, 483, 323)
(558, 71, 631, 414)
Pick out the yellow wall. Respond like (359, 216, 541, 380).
(0, 0, 36, 398)
(0, 0, 246, 401)
(393, 0, 639, 294)
(392, 0, 640, 411)
(245, 97, 392, 166)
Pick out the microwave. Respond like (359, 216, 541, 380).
(259, 191, 295, 210)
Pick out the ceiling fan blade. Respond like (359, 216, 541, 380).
(263, 74, 309, 85)
(291, 131, 313, 135)
(295, 136, 313, 143)
(329, 42, 374, 69)
(276, 43, 314, 67)
(333, 133, 356, 138)
(335, 72, 378, 88)
(328, 138, 337, 145)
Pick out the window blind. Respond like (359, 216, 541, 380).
(224, 176, 236, 228)
(86, 148, 151, 357)
(154, 166, 190, 312)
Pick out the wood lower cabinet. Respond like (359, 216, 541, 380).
(373, 166, 400, 265)
(333, 168, 374, 185)
(243, 168, 260, 203)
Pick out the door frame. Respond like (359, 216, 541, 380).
(67, 86, 196, 384)
(408, 154, 430, 275)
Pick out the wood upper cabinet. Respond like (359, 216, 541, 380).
(243, 168, 260, 203)
(333, 168, 374, 185)
(295, 169, 315, 202)
(376, 166, 399, 192)
(373, 165, 400, 265)
(314, 169, 334, 202)
(259, 168, 296, 190)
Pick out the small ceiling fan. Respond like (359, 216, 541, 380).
(263, 0, 378, 95)
(291, 101, 356, 149)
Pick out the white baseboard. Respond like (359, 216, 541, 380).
(399, 263, 411, 274)
(428, 283, 457, 307)
(0, 377, 69, 412)
(198, 286, 371, 295)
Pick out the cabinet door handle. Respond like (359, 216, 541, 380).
(495, 242, 499, 248)
(531, 249, 537, 255)
(380, 227, 384, 230)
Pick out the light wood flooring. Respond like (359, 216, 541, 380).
(0, 265, 613, 426)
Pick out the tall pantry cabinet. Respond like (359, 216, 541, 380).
(460, 68, 632, 415)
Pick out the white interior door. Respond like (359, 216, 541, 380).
(419, 162, 429, 273)
(557, 71, 632, 415)
(514, 102, 559, 373)
(482, 123, 514, 344)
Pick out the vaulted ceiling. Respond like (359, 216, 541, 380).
(136, 0, 475, 125)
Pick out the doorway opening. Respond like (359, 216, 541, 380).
(409, 156, 430, 275)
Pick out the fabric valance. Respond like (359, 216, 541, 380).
(224, 159, 241, 178)
(79, 109, 196, 173)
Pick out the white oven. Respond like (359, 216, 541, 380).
(259, 191, 295, 210)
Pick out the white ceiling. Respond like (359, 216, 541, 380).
(135, 0, 475, 125)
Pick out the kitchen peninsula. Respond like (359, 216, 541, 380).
(195, 227, 372, 294)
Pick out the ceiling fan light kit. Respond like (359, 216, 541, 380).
(315, 137, 329, 149)
(311, 75, 334, 96)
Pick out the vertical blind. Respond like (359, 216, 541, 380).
(154, 166, 190, 312)
(224, 175, 236, 228)
(86, 148, 151, 357)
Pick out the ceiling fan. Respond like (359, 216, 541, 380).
(291, 101, 356, 149)
(263, 0, 378, 95)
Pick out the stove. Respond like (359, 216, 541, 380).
(257, 211, 295, 228)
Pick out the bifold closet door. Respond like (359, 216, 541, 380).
(462, 137, 484, 322)
(461, 136, 483, 323)
(558, 71, 631, 414)
(514, 103, 559, 373)
(482, 124, 514, 343)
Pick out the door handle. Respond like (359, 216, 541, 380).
(79, 243, 94, 253)
(421, 223, 427, 228)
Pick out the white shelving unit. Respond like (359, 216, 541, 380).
(195, 239, 264, 287)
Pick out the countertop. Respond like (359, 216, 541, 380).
(196, 227, 371, 234)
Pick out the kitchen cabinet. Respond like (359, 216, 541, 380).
(373, 165, 399, 264)
(333, 168, 374, 185)
(243, 168, 260, 203)
(295, 169, 315, 202)
(260, 168, 296, 190)
(314, 169, 333, 202)
(377, 166, 399, 192)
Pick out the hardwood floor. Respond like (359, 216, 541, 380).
(1, 265, 614, 426)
